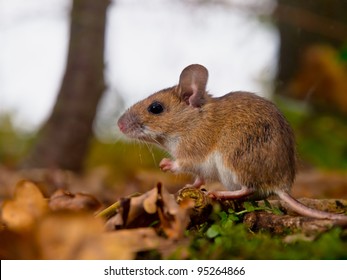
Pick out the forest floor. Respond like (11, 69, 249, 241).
(1, 165, 347, 260)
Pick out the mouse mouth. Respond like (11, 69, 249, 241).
(133, 127, 167, 148)
(120, 122, 147, 139)
(136, 127, 163, 143)
(119, 120, 158, 143)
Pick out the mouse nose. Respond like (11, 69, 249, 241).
(117, 117, 126, 133)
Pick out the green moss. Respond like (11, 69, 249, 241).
(184, 210, 347, 260)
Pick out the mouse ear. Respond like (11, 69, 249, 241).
(178, 64, 209, 107)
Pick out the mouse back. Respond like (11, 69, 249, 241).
(213, 91, 296, 196)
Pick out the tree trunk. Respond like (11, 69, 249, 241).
(23, 0, 110, 172)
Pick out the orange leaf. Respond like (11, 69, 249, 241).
(1, 180, 48, 232)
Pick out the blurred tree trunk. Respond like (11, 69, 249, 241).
(23, 0, 110, 172)
(273, 0, 347, 94)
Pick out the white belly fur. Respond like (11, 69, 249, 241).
(198, 152, 240, 191)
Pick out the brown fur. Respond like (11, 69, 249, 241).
(118, 64, 347, 221)
(118, 68, 296, 198)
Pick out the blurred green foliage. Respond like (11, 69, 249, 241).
(85, 138, 164, 182)
(276, 98, 347, 169)
(0, 115, 35, 168)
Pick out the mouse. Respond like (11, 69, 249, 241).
(117, 64, 347, 221)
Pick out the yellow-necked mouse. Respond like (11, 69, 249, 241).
(118, 64, 347, 221)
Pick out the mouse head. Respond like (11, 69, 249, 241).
(117, 64, 210, 147)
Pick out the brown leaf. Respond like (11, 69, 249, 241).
(103, 228, 173, 256)
(124, 188, 159, 228)
(143, 187, 159, 214)
(0, 229, 38, 259)
(105, 187, 160, 230)
(1, 180, 49, 232)
(37, 212, 133, 260)
(105, 183, 193, 239)
(49, 189, 101, 212)
(36, 212, 172, 260)
(157, 183, 194, 240)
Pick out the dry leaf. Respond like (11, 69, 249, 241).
(124, 192, 159, 229)
(156, 184, 194, 240)
(1, 180, 49, 232)
(37, 212, 172, 260)
(37, 212, 133, 259)
(103, 227, 173, 255)
(105, 183, 193, 240)
(0, 229, 38, 259)
(143, 187, 159, 214)
(49, 189, 101, 212)
(105, 187, 159, 230)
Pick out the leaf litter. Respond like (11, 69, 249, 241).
(0, 179, 194, 259)
(1, 167, 347, 259)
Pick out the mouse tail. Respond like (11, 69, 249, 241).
(276, 190, 347, 221)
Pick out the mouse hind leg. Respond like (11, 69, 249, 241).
(208, 186, 255, 200)
(208, 160, 256, 200)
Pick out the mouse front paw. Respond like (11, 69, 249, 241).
(159, 158, 177, 173)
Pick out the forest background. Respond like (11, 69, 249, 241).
(1, 0, 347, 260)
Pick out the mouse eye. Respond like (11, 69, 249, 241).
(147, 101, 164, 115)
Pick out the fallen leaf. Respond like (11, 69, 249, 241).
(156, 184, 194, 240)
(143, 187, 159, 214)
(104, 183, 193, 239)
(105, 187, 159, 230)
(1, 180, 48, 232)
(49, 189, 101, 212)
(0, 229, 38, 259)
(36, 211, 173, 260)
(37, 212, 133, 259)
(103, 227, 173, 256)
